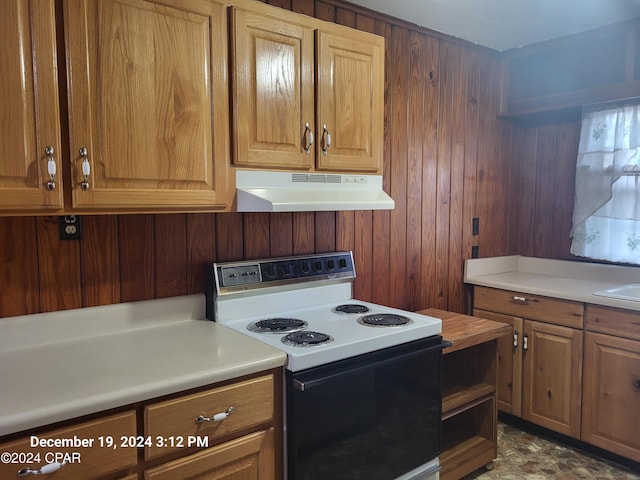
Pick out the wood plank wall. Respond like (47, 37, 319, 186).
(506, 118, 581, 259)
(1, 0, 520, 319)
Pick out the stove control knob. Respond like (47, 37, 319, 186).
(327, 259, 335, 270)
(339, 258, 347, 268)
(301, 262, 311, 273)
(314, 261, 323, 271)
(282, 264, 293, 276)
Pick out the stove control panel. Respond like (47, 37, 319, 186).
(215, 252, 355, 291)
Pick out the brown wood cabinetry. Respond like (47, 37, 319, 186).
(0, 372, 280, 480)
(471, 310, 523, 416)
(0, 0, 63, 212)
(522, 320, 583, 438)
(144, 375, 274, 460)
(502, 21, 640, 116)
(582, 306, 640, 462)
(473, 286, 584, 438)
(145, 429, 274, 480)
(420, 308, 509, 480)
(64, 0, 231, 211)
(232, 4, 384, 173)
(0, 412, 137, 479)
(0, 0, 231, 215)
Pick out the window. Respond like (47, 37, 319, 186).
(570, 104, 640, 265)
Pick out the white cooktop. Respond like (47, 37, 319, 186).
(219, 299, 442, 372)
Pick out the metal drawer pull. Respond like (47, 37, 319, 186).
(513, 331, 518, 348)
(303, 122, 314, 154)
(195, 406, 234, 424)
(511, 296, 529, 303)
(45, 146, 56, 191)
(321, 124, 331, 155)
(18, 461, 66, 476)
(79, 147, 90, 190)
(523, 334, 528, 351)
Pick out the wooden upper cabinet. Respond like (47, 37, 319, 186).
(232, 6, 384, 174)
(232, 8, 315, 169)
(64, 0, 231, 210)
(0, 0, 63, 212)
(315, 30, 383, 173)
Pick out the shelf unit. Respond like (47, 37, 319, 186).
(419, 308, 510, 480)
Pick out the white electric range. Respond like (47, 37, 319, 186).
(206, 251, 444, 480)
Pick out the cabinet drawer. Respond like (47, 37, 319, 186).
(144, 428, 274, 480)
(474, 286, 583, 328)
(144, 375, 274, 460)
(586, 305, 640, 341)
(0, 411, 137, 480)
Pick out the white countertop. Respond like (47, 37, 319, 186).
(0, 295, 286, 437)
(464, 256, 640, 312)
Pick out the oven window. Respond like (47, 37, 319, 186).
(286, 337, 443, 480)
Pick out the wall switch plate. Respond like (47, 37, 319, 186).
(472, 217, 480, 236)
(59, 215, 81, 241)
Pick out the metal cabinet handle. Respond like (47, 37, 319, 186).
(79, 147, 90, 190)
(523, 334, 528, 351)
(511, 296, 529, 303)
(18, 462, 66, 476)
(195, 406, 234, 424)
(45, 146, 56, 191)
(513, 331, 519, 348)
(303, 122, 314, 154)
(321, 124, 331, 155)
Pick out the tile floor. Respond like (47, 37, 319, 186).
(463, 423, 640, 480)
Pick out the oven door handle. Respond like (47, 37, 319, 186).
(292, 340, 451, 392)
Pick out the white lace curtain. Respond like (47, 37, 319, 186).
(570, 104, 640, 265)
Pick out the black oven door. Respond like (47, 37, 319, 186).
(286, 335, 446, 480)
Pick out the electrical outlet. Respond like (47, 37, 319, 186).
(60, 215, 81, 241)
(472, 217, 480, 236)
(472, 246, 479, 258)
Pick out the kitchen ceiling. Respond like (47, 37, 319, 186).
(347, 0, 640, 51)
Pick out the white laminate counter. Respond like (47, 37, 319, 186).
(0, 295, 286, 437)
(465, 256, 640, 312)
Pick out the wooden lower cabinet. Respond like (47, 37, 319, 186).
(522, 320, 583, 438)
(145, 428, 274, 480)
(0, 411, 137, 480)
(582, 331, 640, 462)
(473, 286, 584, 439)
(468, 314, 583, 438)
(473, 286, 640, 464)
(472, 310, 523, 416)
(0, 371, 281, 480)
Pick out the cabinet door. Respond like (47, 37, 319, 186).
(522, 320, 583, 438)
(473, 309, 523, 416)
(64, 0, 230, 210)
(315, 29, 384, 173)
(145, 429, 275, 480)
(0, 0, 63, 212)
(232, 8, 315, 169)
(582, 332, 640, 462)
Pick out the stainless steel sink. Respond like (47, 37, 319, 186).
(593, 284, 640, 302)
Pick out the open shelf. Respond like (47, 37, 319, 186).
(443, 383, 495, 419)
(418, 308, 509, 480)
(442, 396, 496, 480)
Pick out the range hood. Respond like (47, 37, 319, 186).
(235, 170, 395, 212)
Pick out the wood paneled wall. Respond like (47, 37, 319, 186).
(506, 118, 581, 259)
(1, 0, 519, 319)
